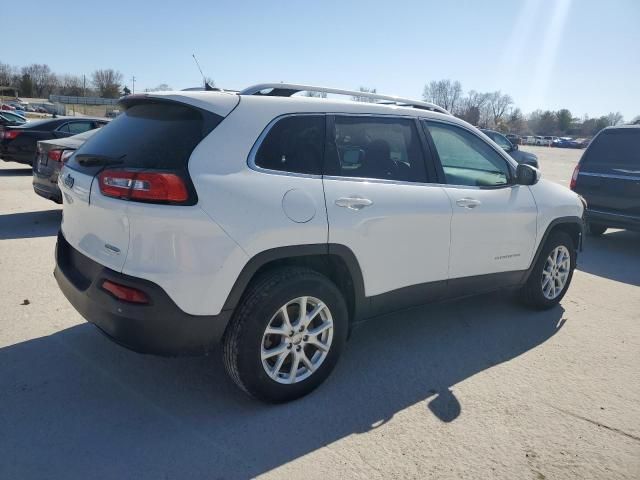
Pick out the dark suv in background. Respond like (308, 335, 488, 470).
(571, 125, 640, 235)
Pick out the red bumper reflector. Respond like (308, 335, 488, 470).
(101, 280, 149, 304)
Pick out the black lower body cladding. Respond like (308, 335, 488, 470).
(585, 208, 640, 232)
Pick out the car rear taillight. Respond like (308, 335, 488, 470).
(2, 130, 20, 140)
(101, 280, 149, 304)
(48, 149, 63, 162)
(47, 149, 74, 163)
(570, 164, 580, 190)
(98, 169, 189, 203)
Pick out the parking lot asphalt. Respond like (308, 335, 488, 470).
(1, 148, 639, 479)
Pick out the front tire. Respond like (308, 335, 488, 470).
(223, 267, 348, 403)
(519, 231, 576, 310)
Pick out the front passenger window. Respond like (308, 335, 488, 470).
(424, 121, 511, 187)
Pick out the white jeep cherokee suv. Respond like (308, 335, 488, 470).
(55, 83, 584, 402)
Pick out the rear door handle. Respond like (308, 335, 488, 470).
(456, 197, 482, 209)
(335, 196, 373, 210)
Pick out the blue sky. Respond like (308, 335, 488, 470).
(8, 0, 640, 119)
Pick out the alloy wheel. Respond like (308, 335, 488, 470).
(260, 296, 334, 384)
(541, 245, 571, 300)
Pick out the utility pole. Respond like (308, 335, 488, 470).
(131, 76, 136, 94)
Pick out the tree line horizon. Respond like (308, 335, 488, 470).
(1, 64, 635, 136)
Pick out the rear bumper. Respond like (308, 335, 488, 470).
(54, 232, 232, 356)
(33, 173, 62, 203)
(586, 208, 640, 232)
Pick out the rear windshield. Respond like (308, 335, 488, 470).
(67, 101, 222, 174)
(583, 129, 640, 168)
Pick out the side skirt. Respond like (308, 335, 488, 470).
(358, 270, 527, 322)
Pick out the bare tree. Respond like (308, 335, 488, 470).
(59, 75, 84, 96)
(92, 69, 124, 98)
(457, 90, 490, 124)
(303, 91, 327, 98)
(487, 91, 513, 126)
(606, 112, 624, 126)
(351, 86, 377, 103)
(505, 108, 527, 134)
(21, 64, 58, 98)
(144, 83, 172, 92)
(422, 79, 462, 112)
(0, 62, 16, 87)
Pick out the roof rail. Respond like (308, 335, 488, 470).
(239, 83, 450, 115)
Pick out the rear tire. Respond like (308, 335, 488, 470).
(519, 231, 576, 310)
(223, 267, 348, 403)
(587, 222, 607, 236)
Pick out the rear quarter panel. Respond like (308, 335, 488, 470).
(187, 99, 330, 314)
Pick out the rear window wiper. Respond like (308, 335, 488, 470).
(75, 153, 126, 166)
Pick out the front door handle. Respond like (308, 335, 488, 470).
(456, 197, 482, 209)
(335, 196, 373, 210)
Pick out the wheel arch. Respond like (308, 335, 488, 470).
(525, 216, 584, 282)
(222, 244, 367, 326)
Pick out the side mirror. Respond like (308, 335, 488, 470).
(516, 163, 540, 185)
(512, 143, 518, 151)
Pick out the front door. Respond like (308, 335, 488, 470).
(422, 120, 538, 280)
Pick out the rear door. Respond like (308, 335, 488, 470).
(323, 115, 452, 303)
(59, 98, 228, 271)
(575, 128, 640, 217)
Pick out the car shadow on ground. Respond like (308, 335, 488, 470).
(0, 167, 32, 176)
(0, 209, 61, 240)
(579, 230, 640, 286)
(0, 292, 564, 479)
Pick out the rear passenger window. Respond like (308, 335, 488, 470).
(254, 115, 325, 175)
(424, 121, 511, 187)
(326, 116, 427, 182)
(67, 122, 94, 134)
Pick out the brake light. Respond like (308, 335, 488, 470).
(2, 130, 21, 140)
(48, 149, 63, 162)
(101, 280, 149, 304)
(98, 169, 189, 203)
(570, 164, 580, 190)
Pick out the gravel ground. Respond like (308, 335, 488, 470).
(0, 148, 638, 480)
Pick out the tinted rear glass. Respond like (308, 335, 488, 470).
(255, 115, 325, 175)
(583, 129, 640, 168)
(67, 102, 221, 174)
